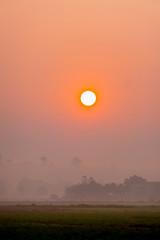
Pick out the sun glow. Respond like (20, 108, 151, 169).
(80, 91, 97, 106)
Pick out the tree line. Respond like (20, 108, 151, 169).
(63, 175, 158, 201)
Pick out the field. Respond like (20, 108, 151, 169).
(0, 204, 160, 240)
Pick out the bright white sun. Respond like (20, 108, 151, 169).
(80, 91, 96, 106)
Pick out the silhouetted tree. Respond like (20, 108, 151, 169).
(64, 175, 160, 202)
(50, 193, 59, 201)
(72, 157, 82, 166)
(81, 176, 87, 184)
(88, 176, 95, 183)
(124, 175, 147, 185)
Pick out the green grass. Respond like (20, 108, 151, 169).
(0, 205, 160, 240)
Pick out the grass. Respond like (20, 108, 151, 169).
(0, 204, 160, 239)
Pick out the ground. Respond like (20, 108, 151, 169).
(0, 203, 160, 240)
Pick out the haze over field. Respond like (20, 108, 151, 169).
(0, 0, 160, 198)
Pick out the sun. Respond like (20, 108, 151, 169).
(80, 90, 97, 107)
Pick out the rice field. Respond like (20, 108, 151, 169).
(0, 204, 160, 240)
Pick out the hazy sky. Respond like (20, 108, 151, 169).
(0, 0, 160, 187)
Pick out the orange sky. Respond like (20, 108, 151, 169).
(0, 0, 160, 186)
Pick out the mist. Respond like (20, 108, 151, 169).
(0, 0, 160, 201)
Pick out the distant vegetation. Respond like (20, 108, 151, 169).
(63, 175, 160, 202)
(1, 175, 160, 202)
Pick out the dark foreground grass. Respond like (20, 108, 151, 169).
(0, 205, 160, 240)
